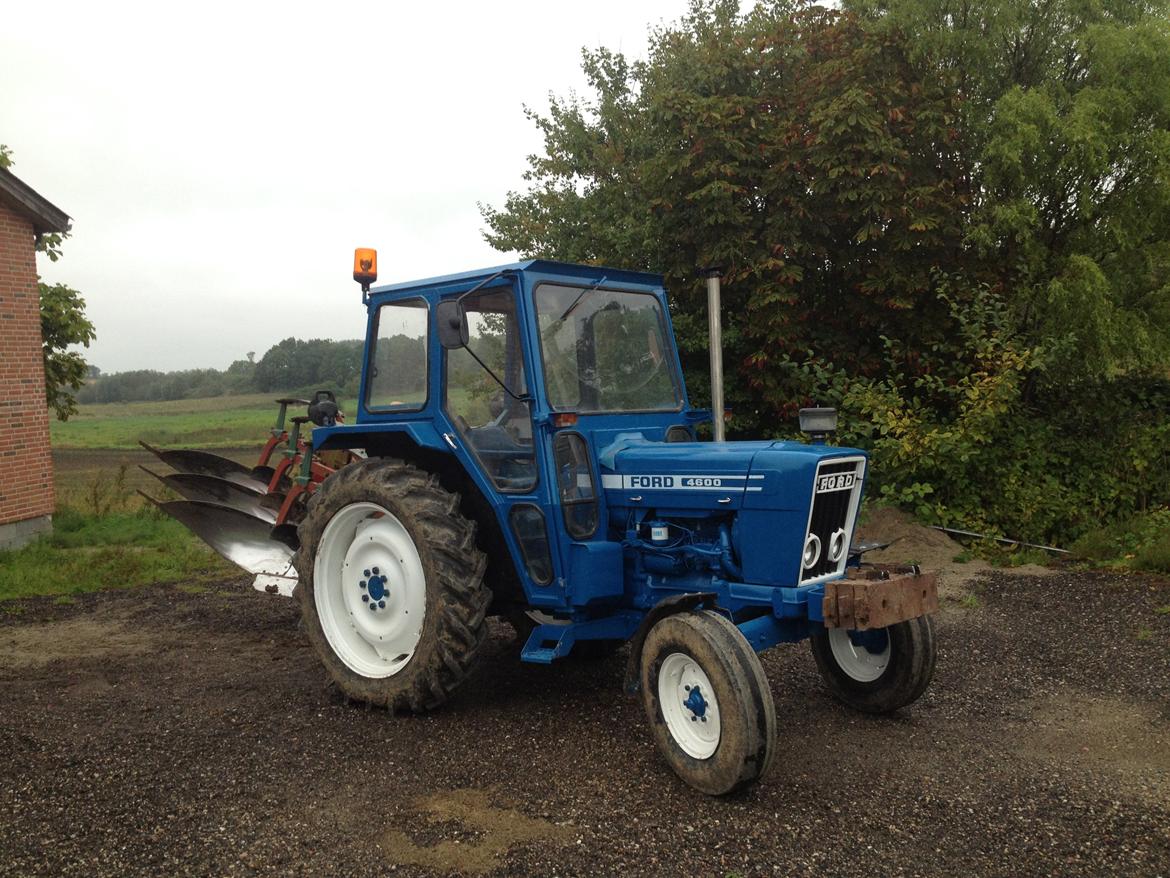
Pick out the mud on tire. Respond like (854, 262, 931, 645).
(640, 611, 777, 796)
(294, 458, 489, 712)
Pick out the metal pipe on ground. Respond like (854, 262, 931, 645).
(930, 526, 1070, 555)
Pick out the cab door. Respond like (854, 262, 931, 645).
(440, 281, 563, 606)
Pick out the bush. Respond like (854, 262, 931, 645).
(1070, 507, 1170, 573)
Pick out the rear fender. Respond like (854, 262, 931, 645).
(311, 421, 448, 455)
(311, 422, 527, 610)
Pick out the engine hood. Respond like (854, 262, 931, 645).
(599, 436, 862, 514)
(599, 435, 869, 586)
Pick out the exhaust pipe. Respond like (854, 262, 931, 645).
(705, 268, 726, 442)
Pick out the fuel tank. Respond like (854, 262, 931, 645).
(600, 436, 868, 587)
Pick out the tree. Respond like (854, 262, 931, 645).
(482, 1, 973, 430)
(2, 144, 96, 420)
(481, 0, 1170, 541)
(846, 0, 1170, 388)
(40, 282, 96, 420)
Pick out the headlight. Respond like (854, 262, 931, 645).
(798, 407, 837, 439)
(802, 533, 822, 569)
(828, 528, 847, 563)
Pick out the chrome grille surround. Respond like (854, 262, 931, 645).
(799, 456, 866, 584)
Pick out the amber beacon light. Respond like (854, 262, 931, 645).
(353, 248, 378, 293)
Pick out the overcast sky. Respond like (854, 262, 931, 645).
(2, 1, 697, 373)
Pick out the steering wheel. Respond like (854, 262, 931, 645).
(616, 352, 668, 400)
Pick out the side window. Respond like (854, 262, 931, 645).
(553, 432, 598, 539)
(444, 287, 537, 492)
(509, 505, 554, 585)
(366, 299, 428, 410)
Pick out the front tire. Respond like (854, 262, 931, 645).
(809, 615, 936, 714)
(294, 459, 489, 712)
(640, 611, 776, 796)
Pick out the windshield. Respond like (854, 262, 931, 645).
(534, 283, 682, 412)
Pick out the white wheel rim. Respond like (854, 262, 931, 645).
(658, 652, 721, 759)
(313, 502, 426, 678)
(828, 628, 891, 683)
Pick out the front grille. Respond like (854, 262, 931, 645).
(800, 457, 865, 583)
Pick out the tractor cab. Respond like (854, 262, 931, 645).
(310, 261, 708, 607)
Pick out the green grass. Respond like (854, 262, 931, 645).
(50, 394, 358, 450)
(16, 393, 341, 601)
(0, 507, 238, 601)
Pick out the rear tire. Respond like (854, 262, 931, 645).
(640, 611, 776, 796)
(294, 458, 489, 712)
(809, 615, 936, 714)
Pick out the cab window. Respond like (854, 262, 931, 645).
(444, 287, 537, 492)
(366, 298, 428, 411)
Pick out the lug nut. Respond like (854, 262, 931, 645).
(363, 569, 371, 577)
(372, 566, 380, 575)
(378, 600, 386, 609)
(361, 595, 368, 602)
(359, 581, 366, 590)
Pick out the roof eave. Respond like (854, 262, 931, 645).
(0, 167, 71, 236)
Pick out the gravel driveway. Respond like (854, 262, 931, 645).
(1, 569, 1167, 877)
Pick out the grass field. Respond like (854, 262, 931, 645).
(1, 395, 307, 602)
(50, 393, 358, 450)
(0, 508, 238, 602)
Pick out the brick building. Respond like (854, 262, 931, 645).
(0, 167, 70, 549)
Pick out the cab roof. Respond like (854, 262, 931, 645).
(369, 259, 665, 296)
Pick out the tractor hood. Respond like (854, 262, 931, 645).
(600, 435, 868, 586)
(599, 435, 862, 513)
(599, 436, 766, 511)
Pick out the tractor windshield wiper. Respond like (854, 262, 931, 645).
(452, 268, 530, 402)
(556, 276, 608, 324)
(464, 345, 530, 402)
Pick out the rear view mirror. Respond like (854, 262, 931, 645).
(437, 299, 469, 349)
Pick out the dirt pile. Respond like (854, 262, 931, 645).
(854, 506, 1054, 599)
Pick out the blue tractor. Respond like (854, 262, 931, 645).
(143, 252, 939, 795)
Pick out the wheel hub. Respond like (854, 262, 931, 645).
(360, 567, 389, 608)
(683, 684, 708, 719)
(827, 626, 891, 682)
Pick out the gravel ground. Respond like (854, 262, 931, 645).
(1, 569, 1167, 877)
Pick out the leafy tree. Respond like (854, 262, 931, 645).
(40, 282, 96, 420)
(847, 0, 1170, 390)
(2, 144, 95, 420)
(482, 0, 1170, 541)
(482, 1, 973, 429)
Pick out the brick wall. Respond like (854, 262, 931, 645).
(0, 200, 55, 525)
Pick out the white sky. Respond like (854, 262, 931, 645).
(1, 1, 693, 373)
